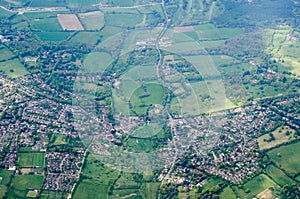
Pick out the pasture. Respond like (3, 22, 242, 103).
(235, 174, 278, 199)
(220, 186, 236, 199)
(36, 32, 70, 41)
(18, 152, 45, 167)
(73, 180, 108, 199)
(9, 175, 43, 198)
(129, 83, 165, 116)
(104, 11, 143, 28)
(83, 51, 113, 72)
(0, 46, 15, 61)
(258, 126, 296, 150)
(70, 32, 101, 45)
(57, 14, 84, 31)
(140, 182, 160, 199)
(32, 17, 63, 31)
(0, 169, 12, 185)
(0, 59, 29, 78)
(78, 11, 105, 30)
(127, 138, 155, 153)
(267, 142, 300, 176)
(266, 165, 296, 186)
(29, 0, 66, 7)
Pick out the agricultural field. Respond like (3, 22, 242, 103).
(36, 32, 70, 41)
(0, 58, 29, 78)
(233, 174, 278, 199)
(32, 17, 63, 32)
(0, 46, 15, 61)
(57, 14, 84, 31)
(29, 0, 67, 7)
(258, 126, 296, 150)
(83, 51, 113, 73)
(266, 165, 296, 186)
(103, 9, 144, 28)
(0, 7, 15, 19)
(8, 175, 44, 198)
(78, 11, 105, 30)
(0, 169, 13, 186)
(267, 142, 300, 177)
(220, 186, 236, 199)
(70, 32, 101, 45)
(18, 152, 45, 167)
(73, 180, 109, 199)
(140, 182, 160, 199)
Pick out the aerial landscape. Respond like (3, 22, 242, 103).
(0, 0, 299, 198)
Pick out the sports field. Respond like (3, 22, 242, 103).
(18, 152, 45, 167)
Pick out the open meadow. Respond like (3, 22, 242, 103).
(0, 59, 29, 78)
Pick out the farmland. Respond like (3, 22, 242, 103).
(220, 186, 236, 199)
(233, 174, 278, 199)
(57, 14, 84, 31)
(266, 165, 296, 186)
(267, 142, 300, 177)
(78, 11, 105, 30)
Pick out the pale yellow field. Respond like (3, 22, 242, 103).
(258, 126, 296, 150)
(57, 14, 84, 31)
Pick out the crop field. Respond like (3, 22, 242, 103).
(74, 180, 108, 199)
(32, 17, 63, 31)
(36, 32, 70, 41)
(140, 182, 160, 199)
(9, 175, 44, 198)
(29, 0, 67, 7)
(258, 126, 296, 150)
(0, 46, 14, 61)
(0, 59, 29, 78)
(70, 32, 101, 45)
(267, 142, 300, 176)
(220, 186, 236, 199)
(18, 152, 45, 167)
(104, 10, 143, 28)
(266, 165, 296, 186)
(84, 52, 113, 72)
(57, 14, 84, 31)
(78, 11, 105, 30)
(235, 174, 278, 199)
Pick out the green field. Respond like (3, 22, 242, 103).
(234, 174, 278, 199)
(266, 165, 296, 186)
(9, 175, 43, 198)
(267, 142, 300, 177)
(0, 7, 15, 19)
(39, 190, 64, 199)
(104, 11, 143, 28)
(140, 182, 160, 199)
(0, 46, 15, 61)
(66, 0, 105, 8)
(78, 11, 105, 30)
(220, 186, 236, 199)
(29, 0, 66, 7)
(70, 32, 101, 45)
(0, 169, 13, 185)
(84, 51, 113, 72)
(127, 138, 155, 153)
(36, 32, 70, 41)
(32, 18, 63, 32)
(130, 83, 165, 116)
(0, 58, 29, 78)
(18, 152, 45, 167)
(74, 180, 109, 199)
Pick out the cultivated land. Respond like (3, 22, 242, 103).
(57, 14, 84, 31)
(78, 11, 105, 30)
(266, 165, 296, 186)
